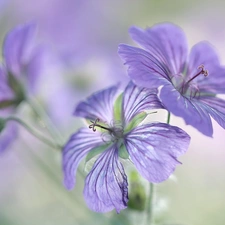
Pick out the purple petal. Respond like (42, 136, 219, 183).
(118, 44, 171, 88)
(84, 145, 128, 213)
(122, 81, 164, 124)
(187, 41, 220, 79)
(3, 23, 37, 77)
(63, 128, 104, 190)
(25, 46, 52, 95)
(125, 123, 190, 183)
(0, 122, 18, 153)
(74, 85, 119, 124)
(198, 96, 225, 131)
(187, 41, 225, 93)
(129, 23, 188, 75)
(160, 84, 213, 137)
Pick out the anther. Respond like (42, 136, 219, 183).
(198, 64, 208, 77)
(186, 64, 209, 85)
(89, 118, 112, 132)
(89, 118, 100, 132)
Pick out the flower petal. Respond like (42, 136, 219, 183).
(160, 84, 213, 137)
(3, 23, 37, 77)
(63, 128, 104, 190)
(84, 145, 128, 213)
(128, 23, 188, 75)
(198, 96, 225, 130)
(125, 123, 190, 183)
(187, 41, 225, 93)
(118, 44, 171, 88)
(122, 81, 164, 124)
(74, 84, 119, 124)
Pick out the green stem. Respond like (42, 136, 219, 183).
(146, 182, 154, 225)
(5, 116, 61, 150)
(26, 97, 64, 146)
(166, 112, 171, 124)
(26, 98, 85, 177)
(146, 112, 171, 225)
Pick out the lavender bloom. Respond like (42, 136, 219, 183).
(63, 82, 190, 213)
(0, 23, 45, 152)
(118, 23, 225, 137)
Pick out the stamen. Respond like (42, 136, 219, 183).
(186, 64, 208, 85)
(89, 118, 112, 132)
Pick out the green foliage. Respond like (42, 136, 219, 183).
(124, 112, 147, 133)
(128, 171, 146, 211)
(113, 93, 123, 122)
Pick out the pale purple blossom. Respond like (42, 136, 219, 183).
(118, 23, 225, 137)
(63, 82, 190, 213)
(0, 23, 45, 152)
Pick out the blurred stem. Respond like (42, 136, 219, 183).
(17, 140, 87, 217)
(26, 98, 84, 177)
(26, 97, 64, 146)
(146, 182, 154, 225)
(5, 116, 61, 150)
(146, 111, 171, 225)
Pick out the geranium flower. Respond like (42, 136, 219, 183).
(118, 23, 225, 137)
(63, 82, 190, 213)
(0, 23, 46, 152)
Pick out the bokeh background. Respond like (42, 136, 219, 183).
(0, 0, 225, 225)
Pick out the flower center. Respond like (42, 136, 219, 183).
(172, 64, 208, 98)
(89, 118, 124, 142)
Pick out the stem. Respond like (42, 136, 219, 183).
(146, 182, 154, 225)
(146, 112, 171, 225)
(5, 116, 61, 150)
(26, 98, 85, 177)
(167, 112, 171, 124)
(26, 97, 64, 146)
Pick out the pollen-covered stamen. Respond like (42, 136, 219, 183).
(185, 64, 208, 85)
(89, 118, 113, 132)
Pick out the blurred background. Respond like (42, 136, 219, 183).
(0, 0, 225, 224)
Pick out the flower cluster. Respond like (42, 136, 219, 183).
(0, 23, 45, 152)
(1, 21, 225, 216)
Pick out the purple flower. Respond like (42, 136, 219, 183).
(118, 23, 225, 137)
(0, 23, 45, 152)
(63, 81, 190, 213)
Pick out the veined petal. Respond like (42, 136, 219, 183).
(187, 41, 221, 80)
(125, 123, 190, 183)
(122, 81, 164, 125)
(63, 128, 104, 190)
(128, 23, 188, 76)
(160, 84, 213, 137)
(84, 145, 128, 213)
(118, 44, 171, 88)
(3, 23, 37, 77)
(74, 85, 119, 124)
(187, 41, 225, 94)
(198, 96, 225, 130)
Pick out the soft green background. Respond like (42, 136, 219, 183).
(0, 0, 225, 225)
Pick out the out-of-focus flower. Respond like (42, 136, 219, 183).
(63, 81, 190, 213)
(118, 23, 225, 137)
(0, 23, 46, 152)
